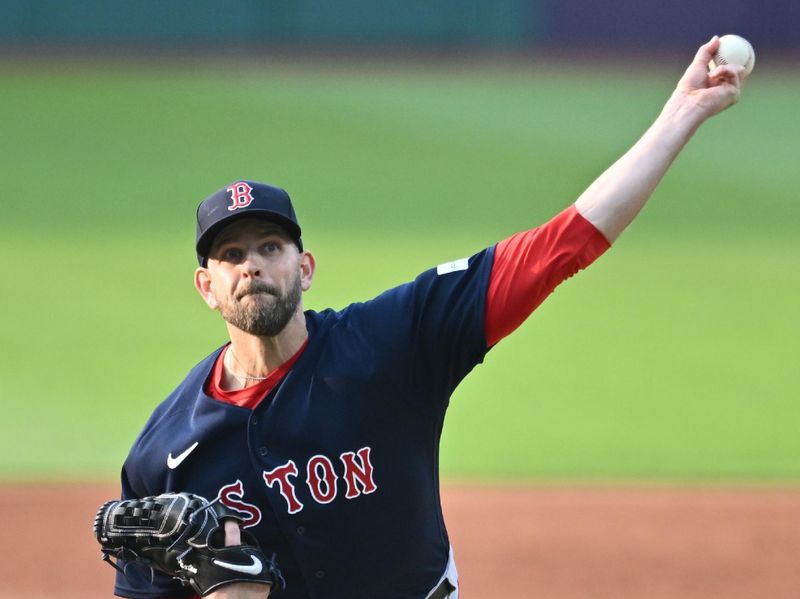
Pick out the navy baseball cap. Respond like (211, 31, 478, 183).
(195, 180, 303, 265)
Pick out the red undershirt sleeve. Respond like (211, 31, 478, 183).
(485, 205, 611, 347)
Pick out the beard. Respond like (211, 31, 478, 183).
(217, 271, 302, 337)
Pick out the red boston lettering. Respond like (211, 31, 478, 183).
(216, 479, 262, 528)
(340, 446, 377, 499)
(263, 461, 304, 514)
(262, 448, 378, 513)
(306, 454, 338, 504)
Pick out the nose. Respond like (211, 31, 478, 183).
(240, 250, 262, 277)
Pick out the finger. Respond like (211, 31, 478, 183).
(693, 35, 720, 68)
(706, 72, 742, 109)
(709, 64, 745, 89)
(223, 519, 242, 546)
(678, 36, 721, 91)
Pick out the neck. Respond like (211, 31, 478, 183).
(223, 309, 308, 388)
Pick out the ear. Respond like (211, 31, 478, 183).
(194, 267, 219, 310)
(299, 251, 316, 292)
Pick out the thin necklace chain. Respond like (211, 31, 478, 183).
(226, 346, 269, 381)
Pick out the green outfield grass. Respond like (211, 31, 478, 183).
(1, 60, 797, 480)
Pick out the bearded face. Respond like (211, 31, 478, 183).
(216, 268, 302, 337)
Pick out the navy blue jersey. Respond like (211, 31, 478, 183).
(116, 247, 495, 599)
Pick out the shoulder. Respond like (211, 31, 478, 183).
(147, 347, 224, 422)
(122, 347, 225, 493)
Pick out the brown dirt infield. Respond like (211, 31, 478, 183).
(2, 483, 799, 598)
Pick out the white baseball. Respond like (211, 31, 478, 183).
(709, 34, 755, 76)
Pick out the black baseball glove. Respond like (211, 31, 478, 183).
(94, 492, 284, 596)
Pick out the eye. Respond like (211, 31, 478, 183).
(262, 241, 279, 254)
(222, 247, 244, 262)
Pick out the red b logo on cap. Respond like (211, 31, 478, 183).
(227, 182, 254, 211)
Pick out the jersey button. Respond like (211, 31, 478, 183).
(315, 570, 325, 579)
(296, 526, 305, 535)
(251, 416, 259, 425)
(258, 446, 268, 456)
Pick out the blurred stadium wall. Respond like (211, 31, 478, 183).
(0, 0, 795, 51)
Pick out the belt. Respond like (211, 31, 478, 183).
(429, 578, 455, 599)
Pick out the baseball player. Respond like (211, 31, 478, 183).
(112, 39, 745, 599)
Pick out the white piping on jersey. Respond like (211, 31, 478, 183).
(424, 545, 459, 599)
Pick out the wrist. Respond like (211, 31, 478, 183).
(658, 92, 707, 136)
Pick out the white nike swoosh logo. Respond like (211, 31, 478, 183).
(167, 441, 199, 469)
(212, 555, 263, 575)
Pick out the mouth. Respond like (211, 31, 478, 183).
(238, 290, 276, 301)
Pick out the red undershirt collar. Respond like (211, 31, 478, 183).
(205, 339, 309, 410)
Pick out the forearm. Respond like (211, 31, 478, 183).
(574, 101, 704, 243)
(574, 36, 745, 243)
